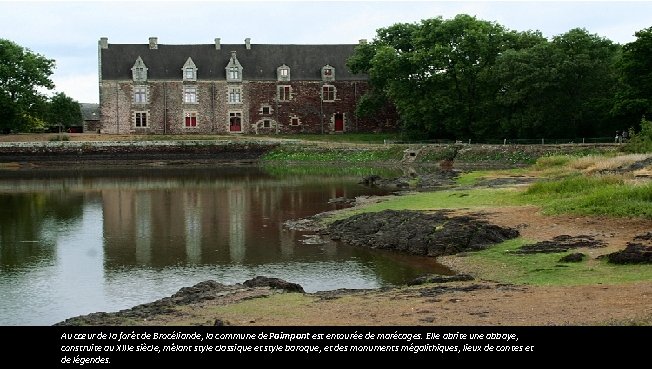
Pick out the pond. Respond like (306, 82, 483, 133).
(0, 165, 450, 325)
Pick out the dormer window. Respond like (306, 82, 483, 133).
(229, 67, 239, 80)
(182, 57, 197, 81)
(277, 64, 290, 82)
(225, 51, 243, 82)
(321, 65, 335, 81)
(131, 56, 148, 82)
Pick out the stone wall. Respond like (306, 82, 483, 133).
(100, 79, 399, 135)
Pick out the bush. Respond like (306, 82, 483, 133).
(623, 118, 652, 153)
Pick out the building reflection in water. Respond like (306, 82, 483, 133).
(98, 169, 377, 268)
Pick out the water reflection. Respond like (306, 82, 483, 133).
(0, 166, 449, 325)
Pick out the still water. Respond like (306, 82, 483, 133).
(0, 166, 448, 325)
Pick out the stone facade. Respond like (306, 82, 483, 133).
(98, 38, 397, 135)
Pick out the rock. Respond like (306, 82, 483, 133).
(213, 319, 226, 326)
(328, 197, 355, 204)
(558, 253, 585, 263)
(360, 175, 381, 186)
(170, 280, 230, 304)
(243, 276, 305, 293)
(633, 232, 652, 242)
(513, 235, 606, 254)
(407, 274, 474, 286)
(300, 234, 327, 245)
(327, 210, 519, 257)
(607, 243, 652, 264)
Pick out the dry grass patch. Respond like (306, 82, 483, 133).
(569, 154, 652, 173)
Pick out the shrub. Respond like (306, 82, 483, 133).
(623, 118, 652, 153)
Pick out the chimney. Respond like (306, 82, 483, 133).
(215, 38, 221, 50)
(245, 38, 251, 50)
(149, 37, 158, 49)
(359, 39, 367, 44)
(99, 37, 108, 49)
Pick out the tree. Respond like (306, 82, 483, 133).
(47, 92, 82, 131)
(613, 26, 652, 129)
(0, 38, 54, 132)
(495, 28, 620, 138)
(348, 15, 544, 140)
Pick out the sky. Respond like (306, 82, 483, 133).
(1, 1, 651, 104)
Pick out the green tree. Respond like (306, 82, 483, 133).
(349, 15, 546, 140)
(613, 26, 652, 129)
(495, 28, 620, 138)
(0, 39, 54, 132)
(47, 92, 82, 131)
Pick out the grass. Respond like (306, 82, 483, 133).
(455, 168, 529, 186)
(267, 132, 401, 143)
(262, 145, 406, 163)
(566, 153, 651, 173)
(522, 174, 652, 218)
(531, 155, 574, 171)
(324, 188, 522, 224)
(261, 163, 403, 177)
(461, 238, 652, 285)
(48, 134, 70, 142)
(195, 293, 316, 322)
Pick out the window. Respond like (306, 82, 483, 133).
(228, 87, 242, 103)
(290, 117, 300, 126)
(225, 51, 243, 82)
(277, 64, 291, 81)
(263, 119, 271, 128)
(184, 86, 197, 103)
(278, 85, 291, 101)
(134, 67, 146, 81)
(229, 67, 239, 80)
(322, 65, 335, 81)
(262, 106, 271, 115)
(134, 112, 147, 127)
(322, 85, 335, 102)
(133, 86, 147, 104)
(131, 56, 148, 82)
(182, 57, 197, 81)
(184, 112, 197, 127)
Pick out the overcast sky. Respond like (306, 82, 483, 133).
(1, 1, 651, 104)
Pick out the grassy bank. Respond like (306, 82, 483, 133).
(457, 238, 652, 286)
(322, 153, 652, 286)
(262, 145, 406, 163)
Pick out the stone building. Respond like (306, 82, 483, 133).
(98, 37, 396, 135)
(80, 103, 100, 132)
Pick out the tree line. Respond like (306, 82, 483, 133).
(348, 14, 652, 141)
(1, 39, 82, 134)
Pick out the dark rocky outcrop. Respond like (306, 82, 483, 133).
(243, 276, 305, 293)
(558, 253, 585, 263)
(606, 243, 652, 264)
(407, 274, 474, 286)
(327, 210, 519, 257)
(56, 277, 303, 325)
(513, 235, 606, 254)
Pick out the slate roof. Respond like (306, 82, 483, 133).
(80, 103, 100, 121)
(100, 43, 367, 81)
